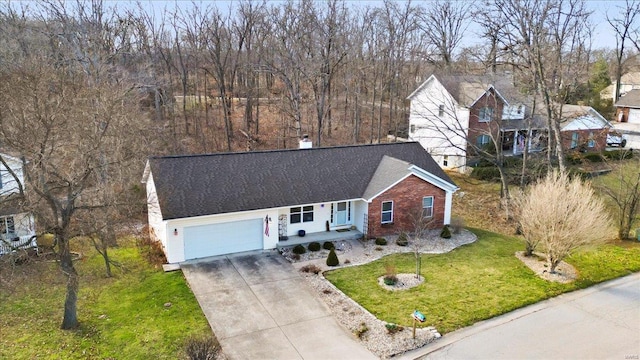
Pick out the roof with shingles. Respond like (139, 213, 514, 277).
(615, 89, 640, 108)
(147, 142, 456, 220)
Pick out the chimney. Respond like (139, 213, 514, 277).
(299, 134, 312, 149)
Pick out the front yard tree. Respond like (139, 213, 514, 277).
(517, 171, 611, 273)
(0, 2, 148, 329)
(599, 156, 640, 240)
(405, 206, 434, 279)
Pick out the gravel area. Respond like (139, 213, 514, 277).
(281, 229, 477, 359)
(515, 251, 578, 283)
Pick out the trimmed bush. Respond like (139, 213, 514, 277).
(396, 232, 408, 246)
(565, 153, 583, 165)
(375, 237, 387, 245)
(322, 241, 335, 250)
(385, 323, 404, 334)
(603, 149, 633, 160)
(326, 248, 340, 266)
(383, 275, 398, 285)
(440, 225, 452, 239)
(308, 242, 321, 252)
(292, 244, 306, 254)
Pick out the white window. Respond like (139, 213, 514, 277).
(0, 216, 15, 237)
(422, 196, 434, 218)
(443, 155, 449, 167)
(381, 201, 393, 224)
(410, 124, 415, 133)
(479, 107, 493, 122)
(571, 132, 579, 149)
(477, 134, 491, 147)
(438, 105, 445, 117)
(290, 205, 314, 224)
(588, 132, 595, 148)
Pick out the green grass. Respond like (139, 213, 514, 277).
(324, 228, 640, 334)
(0, 239, 210, 359)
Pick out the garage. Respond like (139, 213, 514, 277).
(183, 218, 263, 260)
(628, 109, 640, 124)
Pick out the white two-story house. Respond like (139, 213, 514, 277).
(0, 152, 37, 255)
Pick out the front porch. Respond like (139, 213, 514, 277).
(276, 229, 363, 249)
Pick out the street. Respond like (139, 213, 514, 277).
(398, 273, 640, 360)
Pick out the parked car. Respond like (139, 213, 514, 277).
(607, 131, 627, 147)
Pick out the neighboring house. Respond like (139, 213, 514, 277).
(143, 142, 458, 263)
(601, 72, 640, 102)
(614, 89, 640, 124)
(0, 153, 37, 255)
(407, 74, 545, 173)
(559, 105, 612, 152)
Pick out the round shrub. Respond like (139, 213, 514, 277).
(383, 275, 398, 286)
(375, 237, 387, 246)
(326, 248, 340, 266)
(308, 242, 321, 252)
(440, 225, 452, 239)
(322, 241, 335, 250)
(292, 244, 306, 254)
(396, 232, 408, 246)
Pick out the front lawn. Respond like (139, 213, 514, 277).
(324, 228, 640, 334)
(0, 238, 211, 359)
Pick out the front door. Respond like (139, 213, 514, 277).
(333, 201, 350, 226)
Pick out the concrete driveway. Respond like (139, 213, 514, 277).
(181, 252, 376, 360)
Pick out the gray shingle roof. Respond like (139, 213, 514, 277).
(615, 89, 640, 108)
(148, 142, 455, 220)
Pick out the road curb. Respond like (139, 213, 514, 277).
(394, 272, 640, 360)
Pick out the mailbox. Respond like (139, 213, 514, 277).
(412, 310, 425, 322)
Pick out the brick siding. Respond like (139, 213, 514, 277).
(367, 175, 446, 238)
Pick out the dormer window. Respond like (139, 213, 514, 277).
(517, 105, 523, 114)
(479, 107, 493, 122)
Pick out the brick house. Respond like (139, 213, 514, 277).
(559, 105, 612, 152)
(407, 74, 546, 173)
(143, 142, 458, 263)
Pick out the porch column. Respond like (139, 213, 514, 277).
(444, 191, 453, 225)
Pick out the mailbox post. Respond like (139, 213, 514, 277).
(412, 310, 425, 339)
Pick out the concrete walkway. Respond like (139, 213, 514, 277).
(181, 251, 376, 360)
(396, 272, 640, 360)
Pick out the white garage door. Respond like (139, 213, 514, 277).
(183, 218, 263, 260)
(628, 109, 640, 124)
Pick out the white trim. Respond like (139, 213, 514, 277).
(422, 196, 434, 218)
(408, 166, 459, 192)
(469, 85, 510, 107)
(381, 200, 394, 224)
(366, 173, 412, 201)
(444, 191, 453, 225)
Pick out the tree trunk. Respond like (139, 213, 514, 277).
(59, 237, 79, 330)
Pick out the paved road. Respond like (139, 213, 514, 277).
(398, 273, 640, 360)
(181, 252, 376, 360)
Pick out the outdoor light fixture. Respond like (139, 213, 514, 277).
(174, 228, 178, 236)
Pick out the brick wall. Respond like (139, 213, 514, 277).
(467, 89, 505, 154)
(561, 129, 608, 152)
(367, 175, 446, 238)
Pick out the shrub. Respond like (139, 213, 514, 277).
(440, 225, 452, 239)
(300, 264, 322, 274)
(308, 242, 321, 252)
(344, 259, 351, 264)
(450, 216, 464, 234)
(290, 253, 300, 261)
(38, 233, 55, 249)
(583, 152, 604, 163)
(375, 237, 387, 245)
(603, 149, 634, 160)
(354, 322, 368, 339)
(326, 248, 340, 266)
(470, 166, 501, 181)
(322, 241, 335, 250)
(292, 244, 306, 254)
(565, 153, 583, 165)
(383, 263, 397, 285)
(396, 232, 408, 246)
(385, 323, 404, 334)
(184, 335, 220, 360)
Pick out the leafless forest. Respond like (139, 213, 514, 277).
(2, 0, 639, 157)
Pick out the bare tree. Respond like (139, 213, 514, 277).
(405, 207, 435, 279)
(517, 171, 611, 273)
(607, 0, 640, 103)
(598, 154, 640, 240)
(418, 0, 473, 67)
